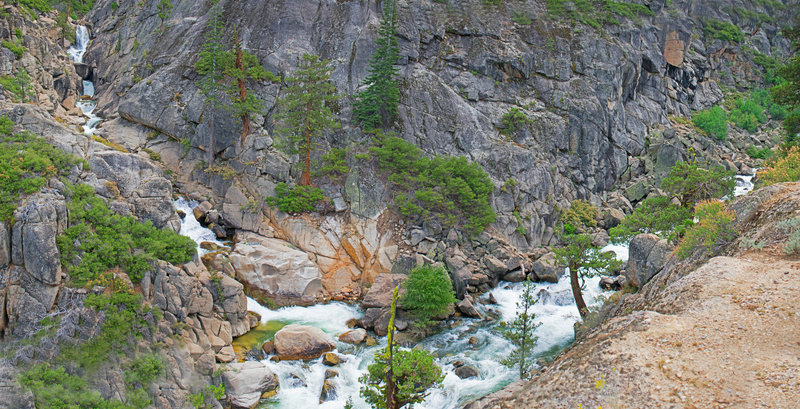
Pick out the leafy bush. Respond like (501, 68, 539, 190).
(1, 40, 25, 59)
(371, 134, 496, 234)
(20, 364, 131, 409)
(661, 160, 735, 206)
(703, 19, 744, 43)
(560, 199, 597, 230)
(501, 108, 532, 135)
(777, 217, 800, 255)
(401, 264, 456, 323)
(676, 201, 736, 259)
(692, 106, 728, 140)
(124, 354, 164, 388)
(730, 97, 766, 132)
(57, 184, 196, 286)
(609, 196, 693, 243)
(759, 146, 800, 185)
(745, 145, 774, 159)
(265, 182, 325, 213)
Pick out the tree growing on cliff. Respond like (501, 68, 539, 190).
(225, 27, 274, 147)
(360, 286, 444, 409)
(275, 53, 340, 186)
(554, 234, 621, 318)
(194, 0, 229, 166)
(352, 0, 400, 129)
(501, 276, 540, 379)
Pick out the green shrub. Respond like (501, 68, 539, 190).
(371, 134, 496, 234)
(730, 97, 766, 132)
(501, 108, 532, 135)
(511, 12, 532, 25)
(703, 19, 744, 43)
(609, 196, 693, 243)
(57, 184, 196, 286)
(661, 160, 735, 206)
(18, 0, 51, 13)
(560, 199, 597, 230)
(315, 147, 349, 178)
(545, 0, 653, 28)
(265, 182, 325, 213)
(0, 116, 13, 135)
(745, 145, 774, 159)
(769, 102, 789, 120)
(20, 364, 131, 409)
(676, 201, 736, 259)
(0, 127, 85, 220)
(1, 40, 25, 59)
(125, 354, 164, 388)
(401, 264, 456, 323)
(692, 106, 728, 140)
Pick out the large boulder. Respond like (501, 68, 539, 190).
(531, 252, 564, 283)
(230, 232, 324, 305)
(221, 361, 279, 409)
(273, 324, 336, 360)
(625, 234, 671, 288)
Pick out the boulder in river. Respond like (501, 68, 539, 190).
(338, 328, 367, 345)
(274, 324, 336, 360)
(221, 361, 279, 409)
(455, 365, 480, 379)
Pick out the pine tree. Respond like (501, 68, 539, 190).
(275, 53, 340, 186)
(554, 234, 621, 318)
(225, 27, 270, 147)
(501, 277, 540, 379)
(359, 286, 444, 409)
(352, 0, 400, 129)
(16, 67, 30, 103)
(193, 0, 229, 166)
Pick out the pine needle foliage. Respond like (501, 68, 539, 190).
(353, 0, 400, 129)
(275, 54, 341, 186)
(501, 277, 540, 379)
(554, 234, 621, 316)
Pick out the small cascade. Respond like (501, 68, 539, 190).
(66, 25, 103, 136)
(734, 172, 757, 197)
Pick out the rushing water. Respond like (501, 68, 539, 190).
(67, 26, 103, 135)
(734, 172, 756, 197)
(172, 198, 627, 409)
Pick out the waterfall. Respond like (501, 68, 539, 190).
(67, 25, 90, 63)
(66, 25, 102, 136)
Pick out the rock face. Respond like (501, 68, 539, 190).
(222, 361, 279, 409)
(273, 324, 337, 361)
(230, 232, 324, 305)
(81, 0, 793, 253)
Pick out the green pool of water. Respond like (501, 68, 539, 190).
(233, 321, 288, 352)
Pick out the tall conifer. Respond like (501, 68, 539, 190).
(275, 54, 341, 186)
(353, 0, 400, 129)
